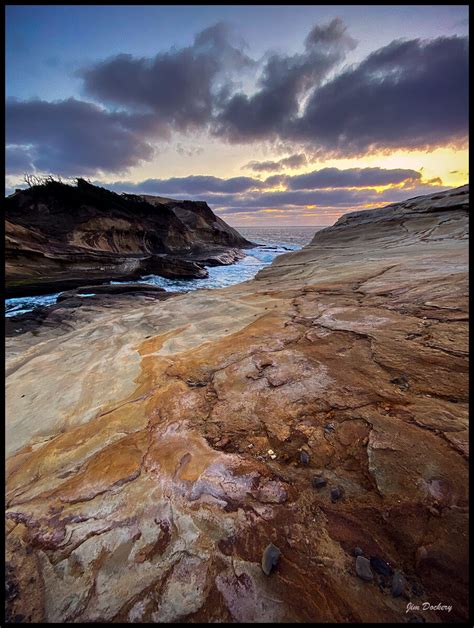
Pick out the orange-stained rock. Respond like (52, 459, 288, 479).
(5, 186, 469, 622)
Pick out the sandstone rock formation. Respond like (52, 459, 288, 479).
(5, 179, 251, 297)
(5, 185, 468, 623)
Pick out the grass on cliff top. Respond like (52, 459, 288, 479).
(7, 178, 160, 215)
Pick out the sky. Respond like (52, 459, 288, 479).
(5, 5, 469, 226)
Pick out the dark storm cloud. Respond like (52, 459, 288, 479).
(243, 153, 308, 172)
(214, 31, 468, 155)
(214, 18, 357, 142)
(286, 167, 421, 189)
(105, 175, 264, 196)
(5, 98, 159, 176)
(80, 22, 254, 132)
(291, 35, 469, 155)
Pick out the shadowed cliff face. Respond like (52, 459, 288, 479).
(5, 186, 468, 623)
(5, 179, 251, 297)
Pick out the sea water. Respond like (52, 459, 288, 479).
(5, 226, 321, 317)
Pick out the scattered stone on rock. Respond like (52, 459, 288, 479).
(312, 476, 327, 489)
(330, 486, 343, 502)
(391, 571, 407, 597)
(261, 543, 281, 576)
(267, 449, 277, 460)
(299, 450, 310, 465)
(324, 423, 335, 433)
(355, 556, 374, 582)
(390, 375, 409, 390)
(370, 556, 394, 577)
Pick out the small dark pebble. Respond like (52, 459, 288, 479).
(331, 486, 343, 502)
(390, 375, 409, 390)
(355, 555, 374, 581)
(299, 450, 310, 465)
(370, 555, 393, 576)
(312, 476, 327, 489)
(261, 543, 281, 575)
(391, 571, 407, 597)
(352, 547, 364, 557)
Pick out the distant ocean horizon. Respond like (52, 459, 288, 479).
(237, 225, 322, 248)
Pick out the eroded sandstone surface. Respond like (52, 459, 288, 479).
(5, 186, 469, 623)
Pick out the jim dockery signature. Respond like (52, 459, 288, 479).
(406, 602, 453, 614)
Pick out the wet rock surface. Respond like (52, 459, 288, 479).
(5, 186, 469, 622)
(56, 283, 168, 301)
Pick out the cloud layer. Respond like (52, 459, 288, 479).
(80, 23, 254, 131)
(5, 19, 468, 181)
(289, 36, 469, 156)
(6, 98, 159, 176)
(243, 153, 308, 173)
(98, 166, 447, 224)
(213, 18, 356, 142)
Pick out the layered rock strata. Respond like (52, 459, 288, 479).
(5, 179, 251, 297)
(5, 185, 469, 623)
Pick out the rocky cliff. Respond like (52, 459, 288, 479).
(5, 179, 251, 297)
(5, 185, 468, 623)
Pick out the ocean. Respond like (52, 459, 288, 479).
(5, 226, 322, 318)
